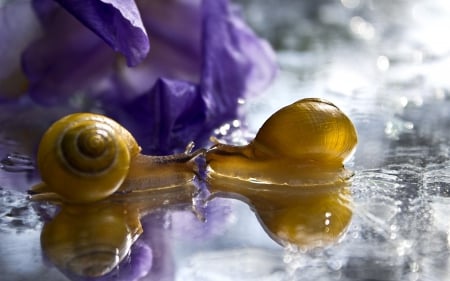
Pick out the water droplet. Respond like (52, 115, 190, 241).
(350, 16, 375, 40)
(377, 55, 390, 71)
(341, 0, 360, 9)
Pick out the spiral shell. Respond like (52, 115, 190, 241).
(36, 113, 141, 203)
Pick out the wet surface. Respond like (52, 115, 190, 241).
(1, 0, 450, 280)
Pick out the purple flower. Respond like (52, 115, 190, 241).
(21, 0, 277, 154)
(53, 0, 149, 67)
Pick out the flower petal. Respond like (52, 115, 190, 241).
(55, 0, 149, 66)
(112, 0, 203, 99)
(0, 1, 41, 101)
(201, 0, 277, 123)
(103, 78, 205, 154)
(22, 2, 117, 105)
(22, 0, 277, 154)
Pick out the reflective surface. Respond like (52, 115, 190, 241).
(1, 0, 450, 280)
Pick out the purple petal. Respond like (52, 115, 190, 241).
(22, 0, 277, 154)
(104, 0, 277, 154)
(139, 212, 175, 280)
(55, 0, 149, 66)
(112, 0, 203, 99)
(112, 240, 153, 281)
(0, 1, 41, 101)
(102, 78, 205, 154)
(170, 198, 235, 240)
(201, 0, 277, 122)
(22, 2, 117, 105)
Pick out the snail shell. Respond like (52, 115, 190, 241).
(253, 98, 357, 163)
(206, 98, 358, 184)
(35, 113, 141, 203)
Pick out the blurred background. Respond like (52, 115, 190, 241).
(1, 0, 450, 280)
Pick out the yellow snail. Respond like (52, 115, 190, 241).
(206, 98, 358, 185)
(205, 98, 357, 248)
(30, 113, 203, 203)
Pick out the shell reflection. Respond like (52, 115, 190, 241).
(41, 203, 141, 277)
(207, 174, 353, 249)
(40, 182, 197, 278)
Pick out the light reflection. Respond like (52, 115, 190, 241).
(326, 65, 370, 96)
(377, 55, 390, 72)
(341, 0, 360, 9)
(411, 1, 450, 56)
(349, 16, 375, 40)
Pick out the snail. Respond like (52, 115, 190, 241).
(206, 98, 358, 185)
(41, 182, 196, 277)
(30, 113, 203, 203)
(205, 98, 357, 247)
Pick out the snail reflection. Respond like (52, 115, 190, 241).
(40, 182, 197, 278)
(207, 176, 353, 248)
(41, 203, 141, 278)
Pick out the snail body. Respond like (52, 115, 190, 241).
(32, 113, 202, 203)
(206, 98, 358, 184)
